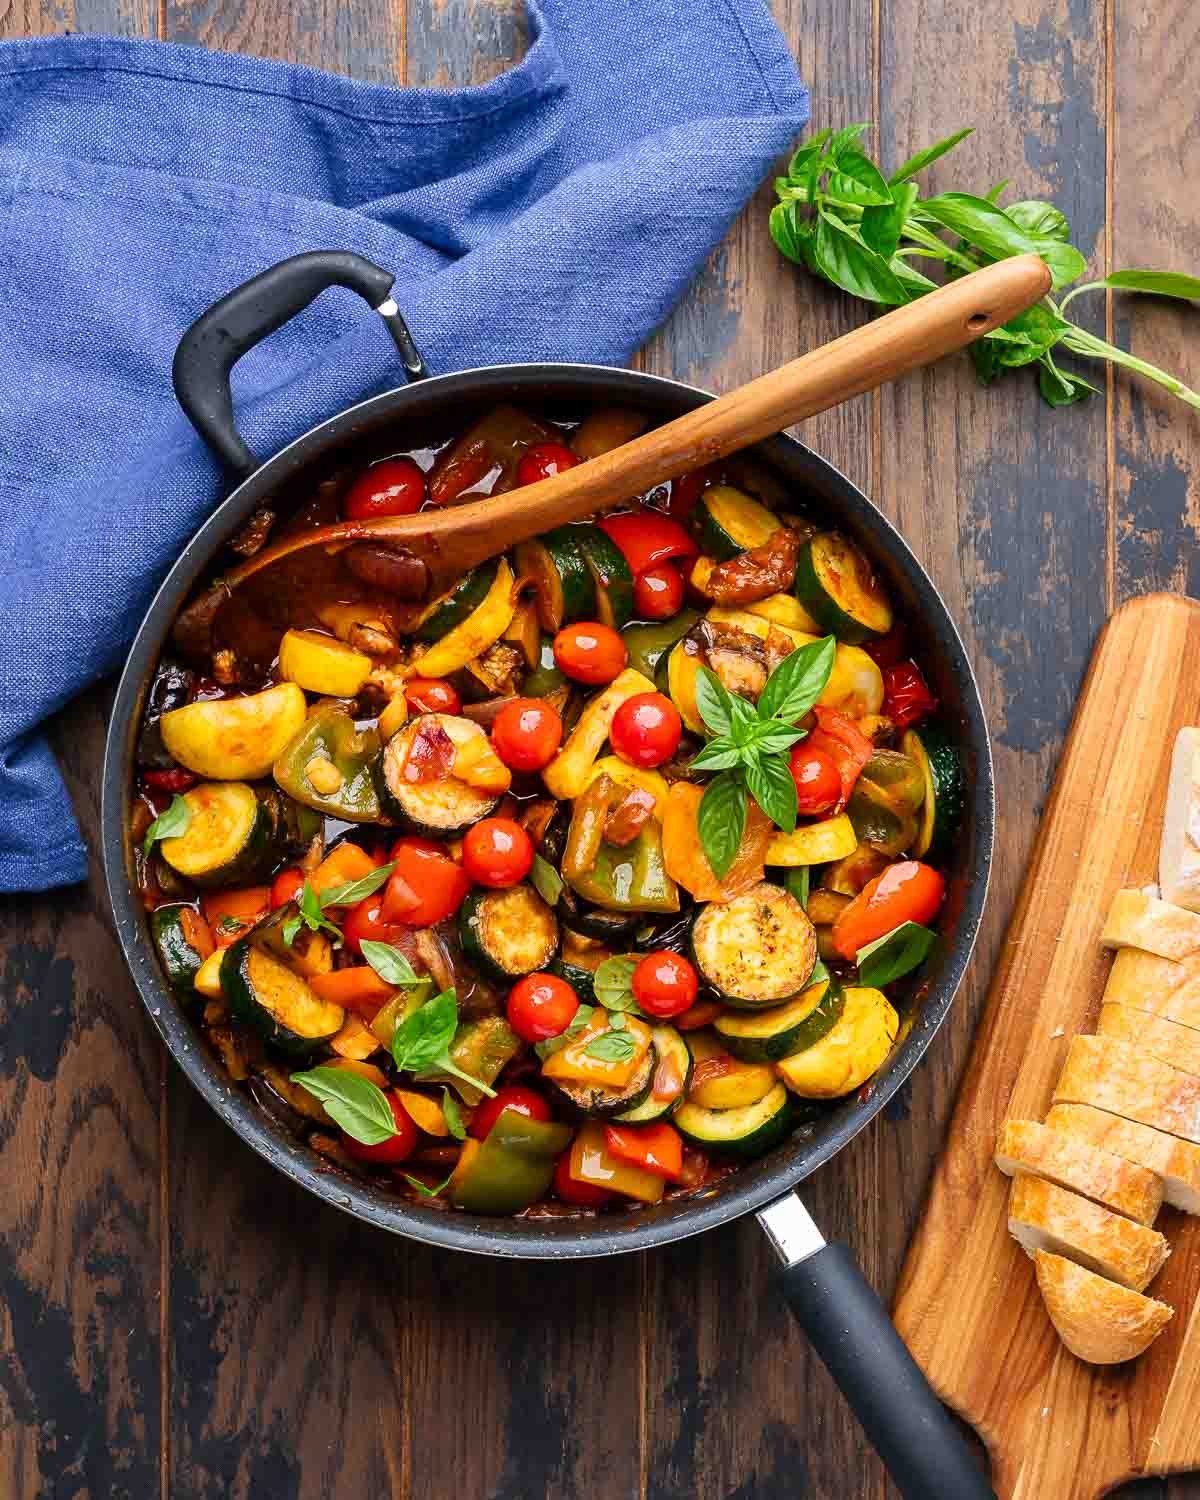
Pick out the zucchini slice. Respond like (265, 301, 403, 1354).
(378, 713, 502, 833)
(412, 561, 500, 643)
(459, 884, 559, 980)
(223, 940, 344, 1056)
(715, 976, 846, 1062)
(514, 528, 594, 631)
(775, 986, 898, 1098)
(615, 1026, 693, 1123)
(696, 484, 779, 561)
(278, 629, 372, 697)
(548, 1041, 658, 1119)
(160, 683, 308, 781)
(903, 723, 964, 858)
(687, 1053, 776, 1110)
(574, 526, 635, 630)
(151, 903, 212, 994)
(665, 639, 706, 734)
(674, 1081, 793, 1159)
(689, 882, 817, 1009)
(548, 955, 603, 1004)
(765, 814, 858, 867)
(411, 558, 517, 678)
(159, 781, 274, 886)
(793, 533, 893, 644)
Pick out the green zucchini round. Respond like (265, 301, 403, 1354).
(903, 723, 964, 858)
(674, 1081, 793, 1158)
(548, 1041, 658, 1119)
(689, 882, 817, 1009)
(793, 532, 893, 643)
(412, 561, 500, 643)
(159, 781, 274, 887)
(514, 528, 594, 631)
(223, 939, 344, 1056)
(459, 884, 559, 981)
(615, 1026, 692, 1123)
(695, 484, 779, 561)
(151, 904, 210, 994)
(714, 976, 846, 1062)
(573, 526, 635, 629)
(377, 713, 501, 832)
(547, 957, 601, 1004)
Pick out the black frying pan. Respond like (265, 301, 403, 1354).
(101, 253, 996, 1498)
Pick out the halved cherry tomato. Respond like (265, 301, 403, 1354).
(882, 661, 937, 729)
(468, 1087, 553, 1140)
(631, 950, 698, 1018)
(381, 837, 470, 926)
(553, 1149, 614, 1206)
(491, 698, 563, 772)
(516, 442, 579, 487)
(553, 622, 627, 685)
(610, 692, 682, 769)
(342, 890, 411, 956)
(462, 817, 534, 888)
(270, 867, 306, 909)
(342, 457, 426, 521)
(633, 562, 684, 620)
(831, 860, 946, 960)
(506, 972, 580, 1043)
(788, 744, 841, 815)
(667, 465, 715, 522)
(143, 767, 197, 793)
(341, 1093, 419, 1165)
(597, 510, 698, 578)
(604, 1121, 684, 1181)
(805, 707, 874, 811)
(405, 677, 461, 715)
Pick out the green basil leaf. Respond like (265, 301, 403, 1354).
(985, 178, 1010, 204)
(860, 181, 917, 261)
(787, 129, 832, 180)
(784, 866, 810, 910)
(1005, 200, 1070, 242)
(609, 1009, 627, 1031)
(142, 793, 191, 856)
(694, 665, 736, 737)
(808, 957, 831, 987)
(744, 754, 799, 833)
(814, 212, 910, 305)
(757, 635, 837, 724)
(585, 1030, 637, 1063)
(402, 1169, 456, 1199)
(855, 921, 937, 988)
(216, 915, 245, 936)
(991, 304, 1069, 369)
(887, 126, 974, 186)
(441, 1088, 466, 1141)
(281, 914, 302, 948)
(888, 255, 940, 297)
(727, 694, 761, 745)
(770, 201, 815, 269)
(746, 722, 808, 756)
(825, 122, 872, 162)
(535, 1003, 595, 1060)
(392, 988, 459, 1074)
(531, 852, 564, 908)
(319, 860, 397, 910)
(920, 193, 1086, 289)
(594, 955, 640, 1012)
(825, 145, 895, 207)
(290, 1066, 397, 1145)
(360, 939, 421, 987)
(297, 879, 343, 941)
(698, 771, 748, 880)
(970, 334, 1006, 386)
(689, 737, 744, 773)
(1103, 270, 1200, 301)
(1037, 354, 1099, 407)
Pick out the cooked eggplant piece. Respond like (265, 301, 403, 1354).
(459, 884, 559, 980)
(378, 713, 502, 833)
(137, 659, 197, 769)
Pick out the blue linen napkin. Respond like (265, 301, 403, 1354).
(0, 0, 807, 892)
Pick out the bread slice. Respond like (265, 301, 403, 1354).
(1047, 1102, 1200, 1215)
(1099, 1001, 1200, 1078)
(1052, 1034, 1200, 1144)
(1103, 947, 1200, 1033)
(1101, 888, 1200, 961)
(995, 1119, 1162, 1226)
(1035, 1250, 1172, 1364)
(1008, 1174, 1169, 1291)
(1160, 727, 1200, 911)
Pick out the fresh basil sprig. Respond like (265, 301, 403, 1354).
(530, 852, 564, 907)
(585, 1030, 637, 1063)
(391, 988, 497, 1098)
(282, 879, 343, 948)
(693, 636, 836, 877)
(592, 954, 644, 1015)
(770, 124, 1200, 411)
(359, 939, 422, 987)
(142, 793, 191, 856)
(856, 921, 937, 988)
(289, 1065, 397, 1144)
(320, 860, 396, 909)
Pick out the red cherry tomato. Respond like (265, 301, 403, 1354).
(882, 661, 938, 729)
(462, 817, 534, 888)
(597, 510, 698, 577)
(832, 860, 946, 960)
(381, 837, 471, 926)
(468, 1087, 553, 1140)
(341, 1093, 419, 1165)
(506, 972, 580, 1043)
(491, 698, 563, 772)
(270, 867, 306, 909)
(553, 622, 627, 685)
(342, 457, 426, 521)
(788, 744, 841, 816)
(631, 951, 699, 1018)
(516, 442, 579, 487)
(633, 563, 685, 620)
(405, 677, 461, 715)
(610, 692, 682, 769)
(342, 890, 410, 955)
(553, 1149, 614, 1206)
(143, 767, 197, 793)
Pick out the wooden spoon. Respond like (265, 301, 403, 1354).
(223, 254, 1051, 599)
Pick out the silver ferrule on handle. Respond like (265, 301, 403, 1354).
(756, 1192, 827, 1268)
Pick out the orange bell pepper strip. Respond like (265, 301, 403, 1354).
(309, 965, 396, 1019)
(603, 1122, 684, 1182)
(569, 1122, 665, 1204)
(661, 782, 772, 901)
(200, 886, 271, 947)
(309, 842, 379, 901)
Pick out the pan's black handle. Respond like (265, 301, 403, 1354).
(779, 1243, 996, 1499)
(172, 250, 429, 481)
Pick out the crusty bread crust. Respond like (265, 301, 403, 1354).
(1098, 1002, 1200, 1079)
(1008, 1174, 1169, 1292)
(995, 1118, 1162, 1226)
(1035, 1250, 1172, 1364)
(1103, 947, 1200, 1033)
(1046, 1102, 1200, 1214)
(1052, 1034, 1200, 1144)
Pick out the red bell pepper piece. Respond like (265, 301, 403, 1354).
(143, 767, 197, 793)
(667, 466, 715, 522)
(882, 661, 938, 729)
(597, 510, 699, 578)
(805, 707, 874, 811)
(603, 1121, 685, 1181)
(862, 623, 908, 671)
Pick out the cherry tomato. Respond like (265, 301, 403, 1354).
(341, 1093, 419, 1165)
(882, 661, 938, 729)
(405, 677, 461, 715)
(342, 890, 409, 955)
(516, 442, 579, 487)
(381, 837, 471, 926)
(553, 622, 627, 685)
(506, 972, 580, 1043)
(633, 562, 685, 620)
(491, 698, 563, 772)
(468, 1087, 553, 1140)
(462, 817, 534, 888)
(788, 744, 841, 815)
(553, 1149, 614, 1207)
(831, 860, 946, 960)
(597, 510, 698, 577)
(632, 951, 699, 1018)
(270, 867, 306, 909)
(610, 692, 682, 769)
(806, 707, 874, 809)
(143, 767, 197, 793)
(342, 456, 426, 521)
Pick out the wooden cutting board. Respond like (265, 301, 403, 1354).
(893, 592, 1200, 1500)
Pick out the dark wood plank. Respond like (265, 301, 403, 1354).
(0, 0, 152, 34)
(162, 0, 404, 80)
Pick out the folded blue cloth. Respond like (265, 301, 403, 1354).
(0, 1, 807, 892)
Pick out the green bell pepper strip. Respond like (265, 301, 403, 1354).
(622, 609, 702, 682)
(845, 749, 925, 857)
(447, 1110, 573, 1213)
(568, 821, 680, 914)
(273, 707, 382, 822)
(522, 635, 568, 697)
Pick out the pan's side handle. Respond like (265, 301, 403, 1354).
(172, 250, 428, 481)
(759, 1196, 997, 1500)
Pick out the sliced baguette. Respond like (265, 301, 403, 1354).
(1035, 1250, 1172, 1364)
(1160, 727, 1200, 912)
(1103, 947, 1200, 1033)
(995, 1119, 1162, 1226)
(1046, 1102, 1200, 1214)
(1052, 1034, 1200, 1144)
(1008, 1174, 1169, 1292)
(1099, 1001, 1200, 1079)
(1101, 888, 1200, 962)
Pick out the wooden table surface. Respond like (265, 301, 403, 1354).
(2, 1, 1197, 1496)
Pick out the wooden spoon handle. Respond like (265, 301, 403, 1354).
(228, 254, 1050, 590)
